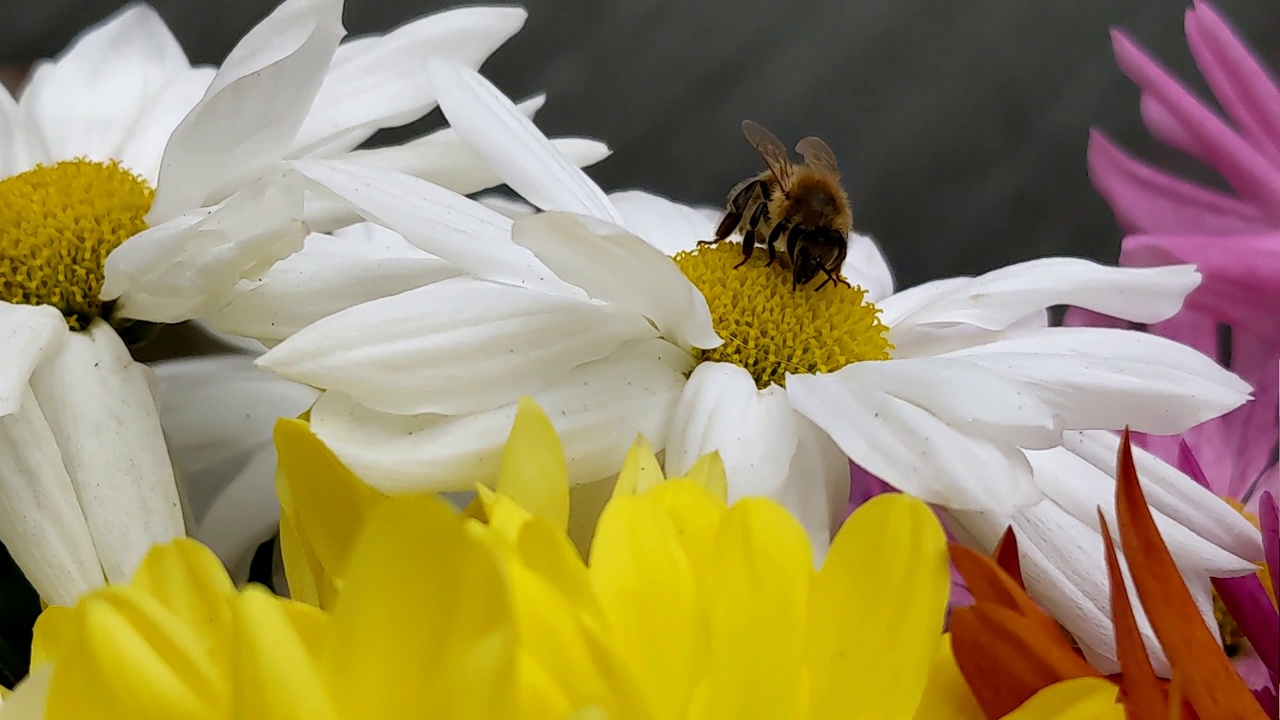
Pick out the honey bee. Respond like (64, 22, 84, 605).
(703, 120, 853, 290)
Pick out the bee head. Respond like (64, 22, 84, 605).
(791, 229, 845, 289)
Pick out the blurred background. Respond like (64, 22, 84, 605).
(3, 0, 1279, 290)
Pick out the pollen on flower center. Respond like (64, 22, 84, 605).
(673, 241, 892, 389)
(0, 159, 154, 330)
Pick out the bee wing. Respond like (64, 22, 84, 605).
(795, 136, 840, 177)
(741, 120, 794, 186)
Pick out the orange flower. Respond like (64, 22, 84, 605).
(950, 429, 1269, 720)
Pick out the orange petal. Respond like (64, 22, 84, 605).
(951, 605, 1101, 718)
(1098, 511, 1166, 719)
(950, 544, 1067, 643)
(1114, 429, 1266, 720)
(992, 527, 1024, 590)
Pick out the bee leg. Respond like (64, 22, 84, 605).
(764, 222, 787, 267)
(733, 201, 769, 269)
(704, 179, 766, 246)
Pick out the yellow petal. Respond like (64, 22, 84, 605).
(475, 484, 535, 545)
(589, 495, 701, 718)
(46, 590, 224, 720)
(325, 496, 515, 719)
(273, 418, 385, 600)
(678, 451, 728, 503)
(276, 509, 329, 609)
(1002, 678, 1123, 720)
(232, 588, 337, 720)
(613, 435, 665, 498)
(29, 606, 74, 669)
(279, 600, 329, 667)
(806, 493, 949, 720)
(497, 397, 570, 530)
(699, 498, 812, 719)
(128, 539, 236, 669)
(636, 479, 724, 578)
(911, 635, 986, 720)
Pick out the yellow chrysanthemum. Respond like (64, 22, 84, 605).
(2, 398, 1127, 720)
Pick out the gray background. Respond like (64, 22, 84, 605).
(3, 0, 1278, 288)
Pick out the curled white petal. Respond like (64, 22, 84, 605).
(0, 303, 68, 416)
(148, 0, 345, 221)
(512, 212, 721, 350)
(842, 232, 895, 302)
(607, 190, 719, 256)
(258, 276, 658, 416)
(310, 338, 692, 492)
(104, 175, 309, 323)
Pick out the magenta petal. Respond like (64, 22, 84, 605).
(1251, 685, 1278, 719)
(1262, 491, 1278, 602)
(1185, 1, 1280, 164)
(1120, 233, 1280, 341)
(1177, 440, 1214, 490)
(1142, 92, 1212, 162)
(1088, 129, 1271, 235)
(1213, 573, 1279, 681)
(1112, 29, 1280, 220)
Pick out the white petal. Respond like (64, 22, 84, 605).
(1, 665, 53, 718)
(205, 226, 460, 344)
(0, 304, 68, 416)
(886, 259, 1199, 333)
(1064, 430, 1265, 563)
(787, 363, 1043, 513)
(877, 277, 973, 328)
(842, 232, 895, 302)
(607, 190, 718, 255)
(21, 4, 189, 163)
(289, 158, 577, 294)
(429, 59, 623, 224)
(147, 0, 345, 222)
(1026, 445, 1256, 573)
(290, 6, 527, 155)
(662, 362, 842, 559)
(0, 385, 104, 605)
(187, 320, 268, 355)
(478, 194, 536, 219)
(29, 321, 184, 584)
(116, 67, 216, 183)
(942, 327, 1251, 434)
(0, 83, 17, 177)
(310, 337, 692, 492)
(258, 276, 657, 415)
(343, 132, 612, 201)
(152, 354, 318, 523)
(192, 446, 279, 586)
(104, 174, 308, 323)
(512, 212, 720, 349)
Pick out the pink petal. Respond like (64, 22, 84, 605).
(1088, 129, 1271, 235)
(1177, 439, 1214, 491)
(1185, 1, 1280, 165)
(1252, 685, 1278, 718)
(1212, 573, 1278, 682)
(1112, 28, 1280, 221)
(1121, 233, 1280, 342)
(1262, 491, 1278, 603)
(1141, 92, 1212, 162)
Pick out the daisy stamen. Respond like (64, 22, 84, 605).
(674, 241, 891, 389)
(0, 159, 153, 330)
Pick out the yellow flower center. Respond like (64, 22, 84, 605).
(673, 241, 892, 389)
(0, 159, 154, 330)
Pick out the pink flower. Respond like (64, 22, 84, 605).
(1069, 0, 1279, 510)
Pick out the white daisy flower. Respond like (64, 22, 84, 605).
(0, 0, 576, 604)
(242, 60, 1258, 583)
